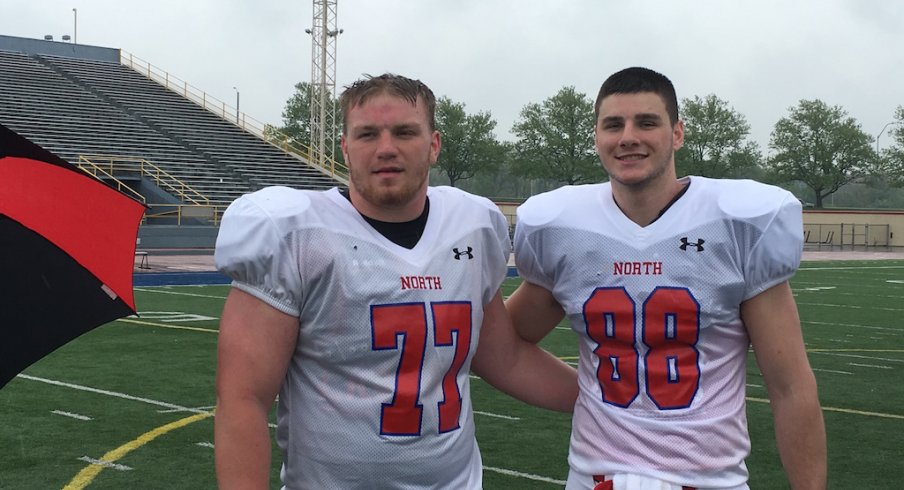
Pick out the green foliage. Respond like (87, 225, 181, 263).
(511, 86, 603, 186)
(676, 94, 762, 178)
(434, 97, 504, 187)
(277, 81, 342, 159)
(767, 99, 876, 208)
(876, 106, 904, 188)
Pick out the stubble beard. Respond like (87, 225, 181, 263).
(347, 155, 430, 210)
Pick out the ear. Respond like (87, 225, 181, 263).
(340, 133, 349, 163)
(429, 130, 441, 165)
(672, 119, 685, 151)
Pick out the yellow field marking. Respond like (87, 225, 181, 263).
(115, 318, 217, 334)
(63, 411, 213, 489)
(746, 397, 904, 420)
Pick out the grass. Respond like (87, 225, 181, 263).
(1, 260, 903, 488)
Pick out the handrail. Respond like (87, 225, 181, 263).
(119, 50, 349, 185)
(145, 202, 230, 226)
(75, 156, 146, 204)
(78, 154, 210, 205)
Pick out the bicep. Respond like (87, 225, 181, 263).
(216, 288, 299, 405)
(505, 280, 565, 343)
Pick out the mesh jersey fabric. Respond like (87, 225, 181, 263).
(216, 185, 512, 489)
(514, 176, 802, 489)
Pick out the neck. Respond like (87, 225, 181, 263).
(612, 176, 687, 227)
(349, 187, 429, 222)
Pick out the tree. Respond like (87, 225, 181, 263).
(676, 94, 761, 178)
(511, 86, 602, 186)
(434, 97, 503, 187)
(767, 99, 875, 208)
(275, 81, 342, 160)
(877, 106, 904, 187)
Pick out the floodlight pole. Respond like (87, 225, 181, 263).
(307, 0, 341, 167)
(233, 86, 240, 124)
(72, 8, 77, 44)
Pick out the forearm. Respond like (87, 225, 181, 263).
(476, 343, 577, 412)
(215, 399, 273, 489)
(770, 386, 827, 489)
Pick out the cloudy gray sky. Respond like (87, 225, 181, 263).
(3, 0, 904, 152)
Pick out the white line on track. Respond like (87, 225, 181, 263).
(803, 320, 903, 333)
(484, 465, 566, 485)
(159, 406, 215, 414)
(796, 301, 904, 312)
(18, 374, 210, 415)
(52, 410, 92, 421)
(812, 368, 853, 375)
(474, 410, 520, 421)
(77, 456, 132, 471)
(811, 352, 904, 363)
(848, 363, 893, 370)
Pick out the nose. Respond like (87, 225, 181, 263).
(619, 122, 640, 147)
(375, 131, 399, 159)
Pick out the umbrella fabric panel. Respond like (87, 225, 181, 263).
(0, 216, 135, 388)
(0, 156, 144, 309)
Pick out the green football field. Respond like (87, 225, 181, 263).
(1, 260, 902, 489)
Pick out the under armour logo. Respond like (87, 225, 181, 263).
(453, 247, 474, 260)
(679, 237, 705, 252)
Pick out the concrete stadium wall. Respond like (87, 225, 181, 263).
(138, 225, 218, 251)
(0, 35, 119, 62)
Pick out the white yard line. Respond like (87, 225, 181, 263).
(51, 410, 93, 421)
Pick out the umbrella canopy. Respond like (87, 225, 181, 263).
(0, 124, 146, 388)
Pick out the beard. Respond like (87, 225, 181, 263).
(346, 154, 431, 210)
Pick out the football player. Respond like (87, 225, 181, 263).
(507, 67, 826, 490)
(213, 73, 577, 489)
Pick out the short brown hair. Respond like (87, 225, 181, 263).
(595, 67, 679, 125)
(339, 73, 437, 133)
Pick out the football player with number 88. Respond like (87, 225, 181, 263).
(507, 67, 826, 490)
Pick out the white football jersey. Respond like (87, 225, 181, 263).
(514, 177, 802, 489)
(216, 186, 511, 490)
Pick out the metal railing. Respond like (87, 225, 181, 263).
(78, 155, 209, 205)
(119, 50, 348, 185)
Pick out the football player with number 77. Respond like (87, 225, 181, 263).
(213, 73, 578, 490)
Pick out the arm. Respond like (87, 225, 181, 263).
(743, 281, 826, 490)
(471, 290, 577, 412)
(505, 279, 566, 344)
(215, 288, 299, 490)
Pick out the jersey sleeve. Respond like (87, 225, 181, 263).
(487, 204, 513, 298)
(214, 190, 304, 317)
(742, 192, 803, 300)
(512, 196, 555, 291)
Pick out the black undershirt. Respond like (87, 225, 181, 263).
(341, 189, 429, 249)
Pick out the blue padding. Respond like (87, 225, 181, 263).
(133, 272, 232, 286)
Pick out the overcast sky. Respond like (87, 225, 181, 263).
(3, 0, 904, 153)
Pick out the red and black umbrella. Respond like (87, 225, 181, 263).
(0, 124, 146, 388)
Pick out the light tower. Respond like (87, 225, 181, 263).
(306, 0, 342, 167)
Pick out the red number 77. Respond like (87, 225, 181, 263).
(371, 301, 472, 436)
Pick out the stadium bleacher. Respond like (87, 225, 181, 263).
(0, 35, 342, 207)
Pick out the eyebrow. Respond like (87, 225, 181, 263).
(351, 122, 423, 134)
(600, 112, 664, 124)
